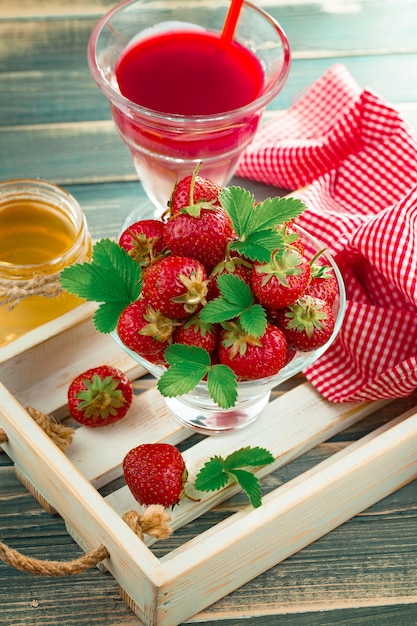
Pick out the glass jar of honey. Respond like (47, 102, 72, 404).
(0, 179, 92, 346)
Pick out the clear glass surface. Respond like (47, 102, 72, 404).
(112, 226, 347, 435)
(88, 0, 291, 214)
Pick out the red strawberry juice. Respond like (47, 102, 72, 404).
(112, 27, 266, 210)
(115, 30, 264, 115)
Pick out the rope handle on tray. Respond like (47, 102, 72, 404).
(0, 405, 75, 452)
(0, 411, 173, 576)
(0, 506, 172, 576)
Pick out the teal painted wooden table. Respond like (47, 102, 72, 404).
(1, 1, 417, 624)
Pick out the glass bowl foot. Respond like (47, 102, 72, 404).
(165, 391, 271, 435)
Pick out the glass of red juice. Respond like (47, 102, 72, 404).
(88, 0, 290, 213)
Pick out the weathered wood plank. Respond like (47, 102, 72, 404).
(3, 1, 417, 58)
(2, 85, 417, 189)
(0, 121, 136, 182)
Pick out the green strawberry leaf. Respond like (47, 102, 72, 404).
(244, 196, 286, 233)
(201, 274, 266, 337)
(217, 273, 253, 307)
(200, 299, 246, 324)
(223, 446, 275, 469)
(239, 304, 267, 337)
(220, 186, 306, 238)
(92, 302, 130, 334)
(164, 343, 211, 367)
(252, 196, 306, 229)
(227, 469, 262, 509)
(246, 229, 285, 252)
(194, 456, 230, 492)
(220, 186, 306, 263)
(158, 344, 238, 408)
(219, 186, 255, 238)
(200, 274, 254, 323)
(157, 361, 208, 397)
(229, 239, 271, 264)
(230, 230, 285, 263)
(59, 239, 142, 332)
(194, 446, 274, 507)
(207, 364, 238, 409)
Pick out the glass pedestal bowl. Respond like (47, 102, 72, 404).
(112, 228, 346, 435)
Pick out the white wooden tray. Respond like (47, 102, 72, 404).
(1, 302, 416, 625)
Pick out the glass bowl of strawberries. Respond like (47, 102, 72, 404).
(112, 233, 345, 434)
(60, 170, 346, 435)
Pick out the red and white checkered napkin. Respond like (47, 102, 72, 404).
(237, 63, 417, 403)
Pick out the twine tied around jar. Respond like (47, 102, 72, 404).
(0, 272, 64, 311)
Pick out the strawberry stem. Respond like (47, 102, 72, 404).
(188, 162, 203, 206)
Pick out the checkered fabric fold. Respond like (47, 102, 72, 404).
(237, 64, 417, 402)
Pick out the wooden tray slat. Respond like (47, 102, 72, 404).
(106, 383, 388, 542)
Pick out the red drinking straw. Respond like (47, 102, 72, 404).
(221, 0, 244, 44)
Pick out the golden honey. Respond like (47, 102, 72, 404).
(0, 180, 91, 346)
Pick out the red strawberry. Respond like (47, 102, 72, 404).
(163, 165, 233, 273)
(274, 295, 335, 351)
(119, 219, 165, 269)
(67, 365, 133, 427)
(218, 322, 287, 380)
(117, 298, 177, 356)
(173, 316, 218, 353)
(305, 263, 338, 305)
(284, 346, 297, 366)
(207, 255, 252, 300)
(163, 206, 234, 273)
(168, 167, 222, 216)
(142, 255, 208, 319)
(251, 248, 311, 309)
(145, 349, 169, 368)
(123, 443, 189, 508)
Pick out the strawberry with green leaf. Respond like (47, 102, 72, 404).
(194, 446, 275, 508)
(274, 295, 335, 351)
(157, 272, 272, 406)
(218, 321, 287, 380)
(163, 167, 234, 273)
(251, 248, 311, 310)
(68, 365, 133, 427)
(118, 219, 166, 269)
(59, 238, 142, 333)
(142, 255, 208, 319)
(117, 298, 177, 356)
